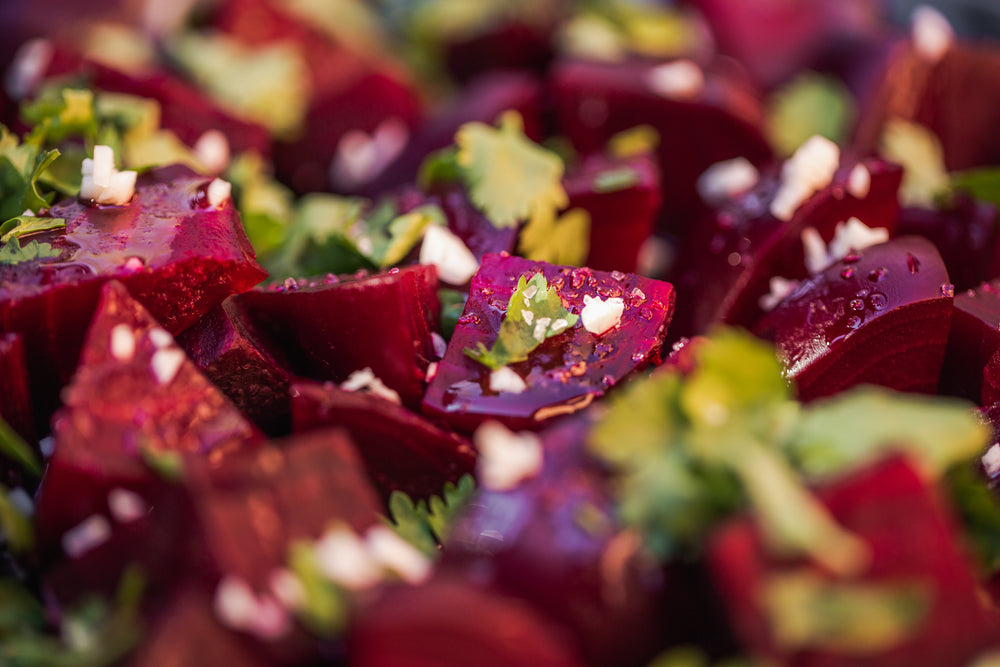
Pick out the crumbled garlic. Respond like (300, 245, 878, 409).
(148, 327, 173, 349)
(647, 59, 705, 100)
(108, 488, 148, 523)
(80, 145, 138, 206)
(802, 226, 831, 274)
(847, 164, 871, 199)
(802, 217, 889, 274)
(770, 136, 840, 222)
(474, 421, 544, 491)
(419, 225, 480, 285)
(759, 276, 801, 312)
(489, 366, 527, 394)
(5, 38, 53, 99)
(109, 324, 136, 362)
(313, 524, 383, 590)
(697, 157, 760, 205)
(431, 332, 448, 359)
(983, 443, 1000, 478)
(207, 178, 232, 208)
(912, 5, 953, 64)
(365, 525, 432, 584)
(150, 348, 185, 386)
(340, 367, 402, 404)
(330, 118, 409, 189)
(193, 130, 230, 174)
(581, 294, 625, 335)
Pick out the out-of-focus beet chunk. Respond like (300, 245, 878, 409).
(35, 280, 262, 563)
(709, 456, 1000, 667)
(177, 297, 294, 437)
(672, 157, 902, 337)
(562, 152, 661, 273)
(234, 265, 438, 409)
(550, 58, 771, 240)
(940, 280, 1000, 403)
(291, 379, 474, 501)
(348, 574, 584, 667)
(0, 165, 267, 425)
(754, 237, 952, 402)
(0, 332, 36, 445)
(423, 254, 674, 433)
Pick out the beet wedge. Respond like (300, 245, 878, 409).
(940, 280, 1000, 404)
(709, 456, 1000, 667)
(0, 332, 36, 446)
(0, 164, 267, 426)
(423, 254, 675, 433)
(234, 265, 439, 409)
(291, 379, 475, 501)
(754, 237, 953, 402)
(35, 280, 263, 563)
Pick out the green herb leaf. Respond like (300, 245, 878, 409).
(944, 462, 1000, 572)
(0, 579, 46, 639)
(455, 111, 568, 229)
(139, 446, 184, 482)
(767, 72, 855, 157)
(607, 125, 659, 159)
(0, 485, 34, 554)
(21, 87, 98, 145)
(950, 167, 1000, 208)
(226, 151, 296, 262)
(287, 540, 348, 636)
(464, 272, 579, 370)
(270, 194, 373, 278)
(517, 207, 590, 267)
(593, 166, 640, 193)
(385, 474, 476, 558)
(0, 417, 41, 477)
(438, 288, 468, 340)
(0, 125, 61, 219)
(880, 118, 950, 207)
(417, 146, 463, 190)
(0, 239, 61, 265)
(0, 215, 66, 244)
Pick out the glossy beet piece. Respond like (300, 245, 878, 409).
(177, 297, 294, 437)
(0, 165, 267, 425)
(940, 280, 1000, 403)
(709, 456, 999, 667)
(855, 39, 1000, 171)
(349, 574, 584, 667)
(234, 265, 438, 409)
(442, 16, 560, 85)
(291, 379, 475, 501)
(550, 58, 771, 240)
(897, 195, 1000, 292)
(35, 280, 262, 562)
(754, 237, 952, 402)
(672, 157, 903, 338)
(562, 152, 661, 273)
(0, 333, 35, 446)
(423, 254, 675, 433)
(362, 71, 545, 197)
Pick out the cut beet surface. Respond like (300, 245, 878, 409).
(754, 237, 953, 402)
(35, 280, 263, 563)
(0, 165, 267, 428)
(178, 297, 294, 437)
(550, 58, 771, 240)
(708, 456, 999, 667)
(234, 265, 439, 409)
(291, 379, 475, 501)
(0, 332, 36, 447)
(562, 152, 661, 274)
(671, 157, 902, 338)
(423, 254, 675, 433)
(940, 280, 1000, 404)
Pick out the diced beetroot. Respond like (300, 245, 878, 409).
(550, 58, 772, 240)
(672, 157, 902, 337)
(854, 39, 1000, 171)
(234, 265, 439, 409)
(754, 237, 952, 402)
(362, 71, 545, 197)
(422, 254, 675, 433)
(348, 574, 584, 667)
(562, 152, 661, 273)
(708, 456, 999, 667)
(35, 280, 262, 562)
(0, 333, 36, 445)
(441, 17, 560, 85)
(940, 281, 1000, 403)
(897, 195, 1000, 292)
(0, 165, 267, 426)
(290, 379, 475, 501)
(177, 297, 294, 437)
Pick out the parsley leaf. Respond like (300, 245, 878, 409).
(950, 167, 1000, 207)
(0, 484, 33, 554)
(518, 207, 590, 267)
(0, 125, 61, 220)
(767, 72, 855, 157)
(455, 111, 568, 229)
(286, 540, 349, 637)
(0, 239, 61, 265)
(0, 215, 66, 244)
(0, 416, 41, 477)
(385, 474, 476, 558)
(880, 119, 950, 207)
(944, 462, 1000, 573)
(464, 273, 579, 370)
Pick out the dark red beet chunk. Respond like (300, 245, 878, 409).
(562, 152, 661, 273)
(672, 157, 902, 337)
(0, 332, 36, 445)
(0, 165, 267, 426)
(940, 280, 1000, 404)
(234, 265, 438, 409)
(423, 254, 675, 433)
(177, 297, 294, 437)
(550, 58, 771, 240)
(709, 456, 999, 667)
(348, 574, 584, 667)
(291, 379, 475, 501)
(35, 280, 262, 562)
(754, 237, 953, 402)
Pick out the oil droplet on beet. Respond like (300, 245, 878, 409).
(841, 267, 855, 279)
(906, 253, 921, 274)
(849, 298, 865, 311)
(868, 267, 887, 282)
(869, 293, 887, 310)
(940, 283, 955, 297)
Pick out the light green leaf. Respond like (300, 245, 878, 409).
(384, 474, 476, 558)
(0, 485, 33, 554)
(880, 118, 950, 207)
(517, 207, 590, 267)
(0, 416, 41, 477)
(950, 167, 1000, 207)
(767, 73, 855, 157)
(593, 166, 640, 193)
(287, 540, 348, 636)
(0, 215, 66, 244)
(0, 239, 61, 264)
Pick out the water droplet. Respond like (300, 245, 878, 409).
(842, 253, 860, 264)
(849, 298, 864, 311)
(611, 270, 626, 281)
(854, 288, 869, 298)
(940, 283, 955, 297)
(283, 277, 298, 290)
(457, 313, 480, 325)
(629, 287, 646, 307)
(906, 253, 920, 274)
(869, 293, 887, 310)
(868, 267, 887, 282)
(631, 352, 646, 363)
(639, 306, 653, 320)
(571, 271, 585, 289)
(727, 252, 741, 267)
(846, 315, 863, 329)
(840, 267, 855, 279)
(323, 273, 339, 285)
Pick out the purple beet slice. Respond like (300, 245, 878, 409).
(177, 297, 294, 437)
(422, 254, 675, 433)
(753, 236, 953, 402)
(672, 156, 903, 337)
(0, 164, 267, 426)
(290, 379, 475, 501)
(550, 57, 772, 240)
(34, 280, 263, 562)
(562, 151, 661, 273)
(708, 456, 999, 667)
(234, 265, 439, 409)
(0, 332, 36, 446)
(939, 280, 1000, 404)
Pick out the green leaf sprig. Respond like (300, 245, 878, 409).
(384, 474, 476, 557)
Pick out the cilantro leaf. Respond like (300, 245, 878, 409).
(0, 579, 46, 639)
(0, 126, 61, 220)
(226, 151, 296, 262)
(438, 288, 468, 340)
(455, 111, 568, 229)
(417, 146, 463, 190)
(0, 484, 33, 554)
(464, 273, 579, 370)
(0, 239, 61, 265)
(385, 474, 476, 558)
(767, 72, 855, 157)
(0, 416, 41, 477)
(950, 167, 1000, 208)
(879, 119, 950, 207)
(517, 207, 590, 267)
(944, 462, 1000, 573)
(287, 540, 349, 636)
(0, 215, 66, 244)
(607, 124, 659, 159)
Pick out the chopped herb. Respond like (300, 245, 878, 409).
(0, 215, 66, 244)
(0, 239, 61, 265)
(464, 273, 579, 371)
(226, 151, 296, 262)
(767, 73, 855, 157)
(455, 111, 568, 230)
(880, 119, 950, 207)
(0, 485, 33, 554)
(385, 474, 476, 558)
(139, 446, 184, 482)
(517, 207, 590, 267)
(0, 416, 41, 477)
(438, 288, 468, 340)
(950, 167, 1000, 208)
(606, 125, 659, 159)
(0, 125, 61, 220)
(286, 540, 349, 637)
(0, 579, 46, 639)
(593, 166, 640, 193)
(417, 146, 463, 190)
(944, 462, 1000, 572)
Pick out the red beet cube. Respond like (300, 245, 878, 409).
(940, 281, 1000, 404)
(0, 332, 35, 445)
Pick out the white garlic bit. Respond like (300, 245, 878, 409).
(419, 225, 480, 285)
(80, 145, 137, 206)
(912, 5, 954, 64)
(581, 294, 625, 335)
(647, 59, 705, 100)
(770, 136, 840, 222)
(474, 421, 544, 491)
(489, 366, 528, 394)
(697, 157, 760, 206)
